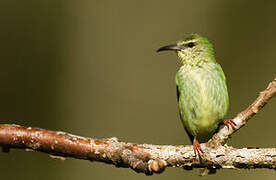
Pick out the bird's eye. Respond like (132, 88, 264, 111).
(187, 42, 196, 48)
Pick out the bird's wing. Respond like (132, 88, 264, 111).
(176, 85, 180, 101)
(176, 85, 194, 143)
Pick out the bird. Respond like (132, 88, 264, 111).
(157, 34, 235, 157)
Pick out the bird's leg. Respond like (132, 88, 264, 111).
(224, 119, 236, 129)
(193, 137, 203, 157)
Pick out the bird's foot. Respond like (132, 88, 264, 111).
(224, 119, 236, 129)
(193, 138, 203, 158)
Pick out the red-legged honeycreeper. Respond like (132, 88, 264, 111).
(157, 34, 235, 156)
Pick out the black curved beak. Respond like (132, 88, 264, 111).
(156, 44, 182, 52)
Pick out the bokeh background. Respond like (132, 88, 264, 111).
(0, 1, 275, 179)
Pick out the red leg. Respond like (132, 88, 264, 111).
(224, 119, 236, 129)
(193, 137, 203, 157)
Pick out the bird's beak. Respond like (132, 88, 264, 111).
(156, 44, 182, 52)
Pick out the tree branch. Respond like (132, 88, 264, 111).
(0, 78, 275, 175)
(208, 78, 276, 147)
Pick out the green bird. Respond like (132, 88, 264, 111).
(157, 34, 235, 156)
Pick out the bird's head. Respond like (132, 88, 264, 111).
(157, 34, 215, 65)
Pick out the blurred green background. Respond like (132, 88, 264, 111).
(0, 0, 275, 179)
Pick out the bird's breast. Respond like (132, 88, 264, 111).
(176, 63, 229, 141)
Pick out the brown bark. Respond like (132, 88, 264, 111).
(0, 78, 275, 175)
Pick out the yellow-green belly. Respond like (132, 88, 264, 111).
(176, 63, 229, 143)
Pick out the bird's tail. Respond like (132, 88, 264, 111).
(198, 168, 216, 176)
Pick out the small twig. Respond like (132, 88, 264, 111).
(0, 78, 275, 175)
